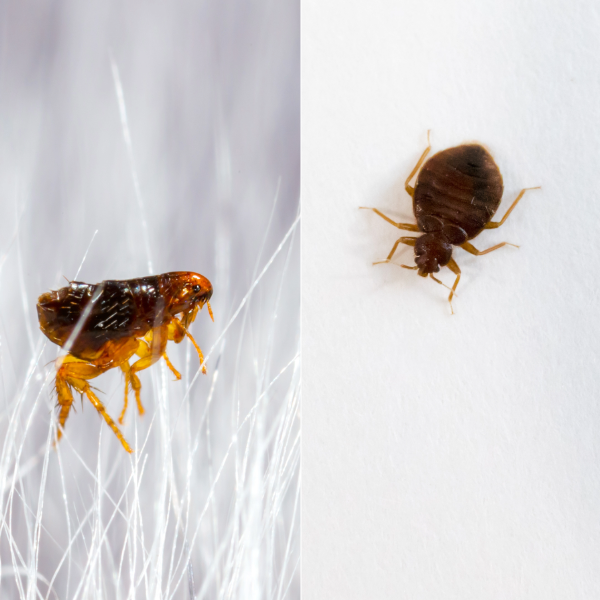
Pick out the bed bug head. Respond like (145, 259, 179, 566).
(162, 272, 214, 325)
(414, 233, 453, 276)
(410, 218, 468, 276)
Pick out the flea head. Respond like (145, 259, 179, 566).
(163, 272, 214, 324)
(414, 233, 452, 276)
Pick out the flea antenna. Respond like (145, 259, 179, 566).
(206, 301, 214, 322)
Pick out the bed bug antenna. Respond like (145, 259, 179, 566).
(429, 273, 454, 294)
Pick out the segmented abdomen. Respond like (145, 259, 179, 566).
(37, 276, 166, 357)
(413, 144, 503, 240)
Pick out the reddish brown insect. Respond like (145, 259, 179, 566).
(37, 271, 214, 453)
(361, 134, 539, 311)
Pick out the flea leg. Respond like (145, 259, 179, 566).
(55, 376, 75, 443)
(119, 339, 151, 423)
(461, 241, 518, 256)
(56, 356, 132, 452)
(485, 187, 540, 229)
(162, 353, 182, 380)
(167, 318, 186, 344)
(183, 329, 206, 374)
(180, 305, 199, 331)
(446, 258, 461, 314)
(404, 130, 431, 196)
(136, 328, 182, 380)
(70, 377, 133, 453)
(169, 317, 207, 374)
(127, 329, 168, 419)
(358, 208, 419, 232)
(373, 236, 417, 265)
(119, 362, 132, 424)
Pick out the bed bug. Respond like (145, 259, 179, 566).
(361, 133, 539, 311)
(37, 271, 214, 453)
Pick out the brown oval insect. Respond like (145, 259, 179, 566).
(361, 134, 539, 311)
(37, 271, 214, 453)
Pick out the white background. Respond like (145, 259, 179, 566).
(303, 0, 600, 597)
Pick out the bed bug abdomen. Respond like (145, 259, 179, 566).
(414, 144, 504, 240)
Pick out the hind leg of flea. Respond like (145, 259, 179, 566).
(56, 355, 133, 453)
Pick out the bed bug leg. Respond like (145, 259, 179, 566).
(446, 258, 461, 314)
(404, 130, 431, 197)
(359, 207, 419, 232)
(461, 241, 519, 256)
(484, 186, 541, 229)
(373, 236, 417, 265)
